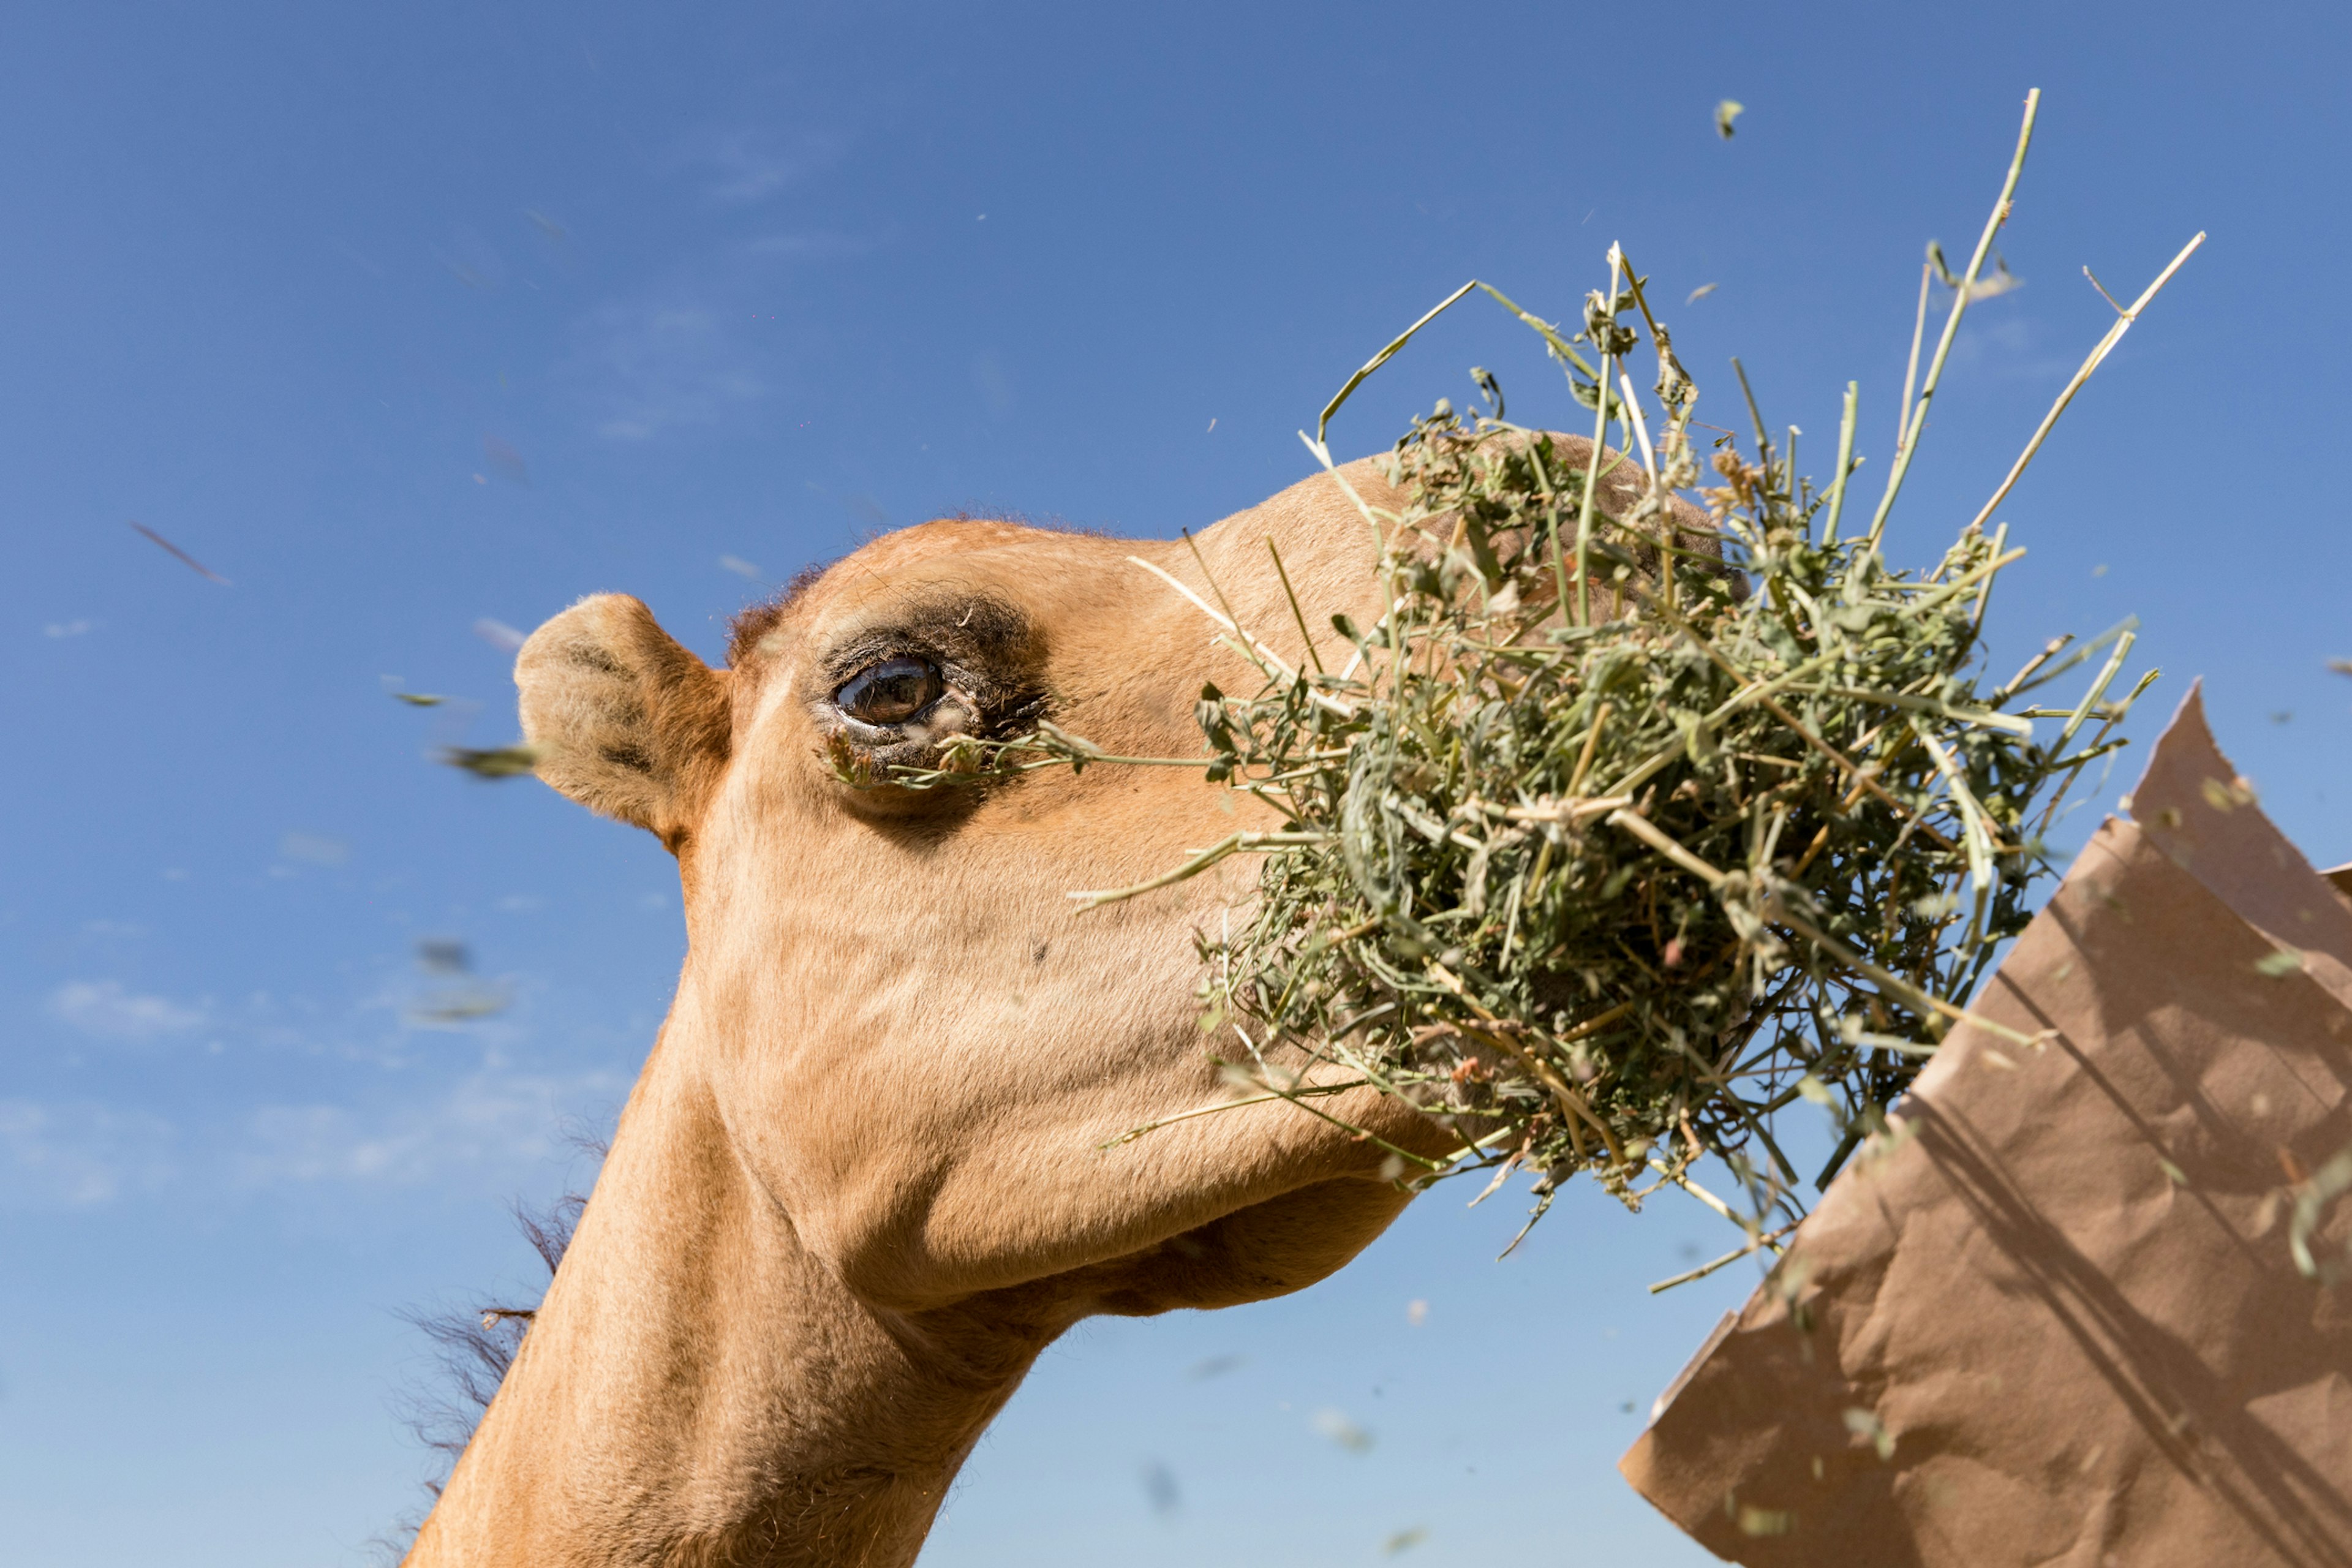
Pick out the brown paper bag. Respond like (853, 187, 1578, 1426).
(1620, 690, 2352, 1566)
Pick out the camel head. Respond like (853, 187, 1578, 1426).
(519, 456, 1454, 1317)
(406, 440, 1666, 1567)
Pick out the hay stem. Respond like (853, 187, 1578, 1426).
(2059, 629, 2136, 745)
(1823, 380, 1860, 545)
(1316, 279, 1481, 443)
(1607, 810, 1728, 888)
(1649, 1222, 1798, 1294)
(1648, 1161, 1744, 1227)
(1868, 89, 2041, 547)
(1264, 536, 1327, 674)
(1966, 232, 2205, 535)
(1573, 246, 1626, 625)
(1896, 261, 1931, 453)
(1070, 830, 1325, 908)
(1098, 1080, 1373, 1148)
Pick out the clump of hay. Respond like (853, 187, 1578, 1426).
(905, 93, 2198, 1265)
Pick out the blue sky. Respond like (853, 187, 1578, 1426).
(6, 2, 2351, 1563)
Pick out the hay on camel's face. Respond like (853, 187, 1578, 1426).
(405, 439, 1672, 1568)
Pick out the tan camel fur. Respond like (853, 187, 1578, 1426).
(403, 440, 1686, 1567)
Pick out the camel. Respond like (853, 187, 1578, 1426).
(403, 437, 1689, 1567)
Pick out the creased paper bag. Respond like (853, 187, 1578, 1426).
(1620, 689, 2352, 1566)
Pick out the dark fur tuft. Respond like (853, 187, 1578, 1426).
(371, 1133, 608, 1560)
(727, 560, 832, 669)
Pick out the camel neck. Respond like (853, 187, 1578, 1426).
(402, 1035, 1049, 1568)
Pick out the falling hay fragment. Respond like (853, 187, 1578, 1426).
(482, 435, 530, 484)
(440, 744, 540, 778)
(279, 831, 349, 867)
(393, 692, 447, 707)
(474, 619, 527, 653)
(1685, 282, 1719, 303)
(1139, 1461, 1180, 1516)
(408, 982, 512, 1026)
(1715, 99, 1745, 138)
(129, 521, 228, 584)
(1310, 1409, 1374, 1452)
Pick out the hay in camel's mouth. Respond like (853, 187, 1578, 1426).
(873, 91, 2201, 1275)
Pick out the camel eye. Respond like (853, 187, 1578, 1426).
(836, 657, 943, 726)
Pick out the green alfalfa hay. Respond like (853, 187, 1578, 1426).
(899, 91, 2199, 1265)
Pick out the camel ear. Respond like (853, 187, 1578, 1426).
(516, 594, 731, 850)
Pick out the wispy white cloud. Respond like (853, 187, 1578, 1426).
(561, 232, 869, 443)
(49, 979, 207, 1042)
(277, 830, 350, 869)
(558, 117, 866, 443)
(1947, 309, 2076, 383)
(682, 127, 847, 204)
(0, 1063, 624, 1210)
(0, 1099, 176, 1207)
(568, 296, 766, 441)
(972, 351, 1016, 419)
(432, 225, 509, 291)
(739, 230, 867, 260)
(233, 1067, 624, 1189)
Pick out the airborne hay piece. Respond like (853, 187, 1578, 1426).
(442, 744, 541, 779)
(894, 92, 2198, 1252)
